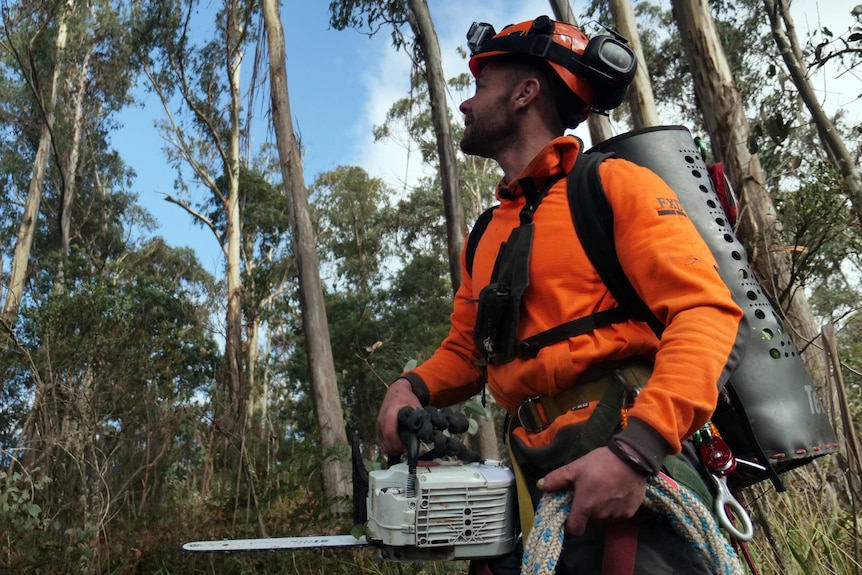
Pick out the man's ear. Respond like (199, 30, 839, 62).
(511, 76, 541, 111)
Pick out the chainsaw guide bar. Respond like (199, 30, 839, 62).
(182, 534, 369, 553)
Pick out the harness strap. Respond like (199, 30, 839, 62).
(518, 306, 631, 360)
(602, 512, 649, 575)
(509, 370, 632, 542)
(506, 418, 537, 543)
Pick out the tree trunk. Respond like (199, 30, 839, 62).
(57, 31, 95, 292)
(762, 0, 862, 226)
(261, 0, 351, 509)
(671, 0, 828, 390)
(609, 0, 660, 129)
(405, 0, 465, 294)
(225, 2, 245, 432)
(2, 1, 72, 324)
(547, 0, 614, 144)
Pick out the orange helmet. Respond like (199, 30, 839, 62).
(466, 16, 636, 120)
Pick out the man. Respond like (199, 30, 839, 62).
(377, 16, 747, 574)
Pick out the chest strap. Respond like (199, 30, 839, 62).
(517, 306, 631, 360)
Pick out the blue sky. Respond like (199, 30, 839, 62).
(115, 0, 554, 275)
(112, 0, 858, 277)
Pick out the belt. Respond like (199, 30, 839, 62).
(516, 361, 652, 433)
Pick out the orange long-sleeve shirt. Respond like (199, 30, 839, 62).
(403, 136, 747, 466)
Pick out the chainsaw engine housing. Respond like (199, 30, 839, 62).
(366, 459, 517, 561)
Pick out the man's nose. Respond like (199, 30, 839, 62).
(459, 98, 472, 115)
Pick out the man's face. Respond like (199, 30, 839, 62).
(459, 63, 516, 159)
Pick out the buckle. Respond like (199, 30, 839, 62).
(517, 395, 551, 433)
(528, 35, 552, 58)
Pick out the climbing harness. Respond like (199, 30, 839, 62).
(467, 126, 839, 489)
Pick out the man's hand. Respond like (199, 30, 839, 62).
(377, 378, 422, 456)
(536, 446, 647, 536)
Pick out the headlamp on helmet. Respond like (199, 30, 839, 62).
(466, 16, 637, 118)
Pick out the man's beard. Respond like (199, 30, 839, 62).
(459, 104, 511, 159)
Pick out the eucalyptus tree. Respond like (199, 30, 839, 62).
(1, 0, 72, 325)
(140, 0, 255, 452)
(201, 162, 295, 448)
(609, 0, 660, 128)
(671, 0, 827, 387)
(305, 166, 396, 444)
(261, 0, 352, 508)
(762, 0, 862, 225)
(7, 235, 219, 571)
(330, 0, 466, 294)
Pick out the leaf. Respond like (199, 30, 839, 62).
(468, 417, 479, 435)
(350, 524, 366, 539)
(849, 32, 862, 43)
(402, 359, 418, 371)
(28, 503, 40, 518)
(461, 400, 489, 419)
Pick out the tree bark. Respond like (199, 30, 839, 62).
(609, 0, 660, 129)
(56, 26, 95, 293)
(225, 1, 245, 429)
(762, 0, 862, 226)
(671, 0, 828, 390)
(2, 0, 72, 324)
(406, 0, 500, 459)
(405, 0, 465, 294)
(262, 0, 351, 508)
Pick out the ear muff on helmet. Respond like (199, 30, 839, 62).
(467, 16, 637, 118)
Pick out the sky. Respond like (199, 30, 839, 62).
(112, 0, 860, 278)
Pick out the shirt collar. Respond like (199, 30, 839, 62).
(496, 136, 583, 201)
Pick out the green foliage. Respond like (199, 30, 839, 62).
(0, 470, 53, 571)
(329, 0, 409, 48)
(312, 166, 397, 293)
(742, 470, 862, 575)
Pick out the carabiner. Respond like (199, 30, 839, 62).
(711, 473, 754, 542)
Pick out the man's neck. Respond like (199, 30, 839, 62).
(498, 137, 557, 183)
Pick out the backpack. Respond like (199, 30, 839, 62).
(467, 125, 839, 490)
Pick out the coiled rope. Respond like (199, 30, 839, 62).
(520, 475, 745, 575)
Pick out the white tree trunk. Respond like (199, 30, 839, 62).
(57, 27, 95, 292)
(2, 1, 73, 323)
(261, 0, 351, 509)
(225, 1, 245, 428)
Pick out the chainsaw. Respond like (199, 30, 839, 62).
(181, 406, 519, 562)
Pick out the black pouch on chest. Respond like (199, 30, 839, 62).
(474, 174, 562, 366)
(474, 222, 534, 365)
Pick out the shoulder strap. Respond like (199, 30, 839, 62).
(567, 152, 665, 337)
(466, 206, 497, 277)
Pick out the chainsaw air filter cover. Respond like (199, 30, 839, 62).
(366, 460, 517, 561)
